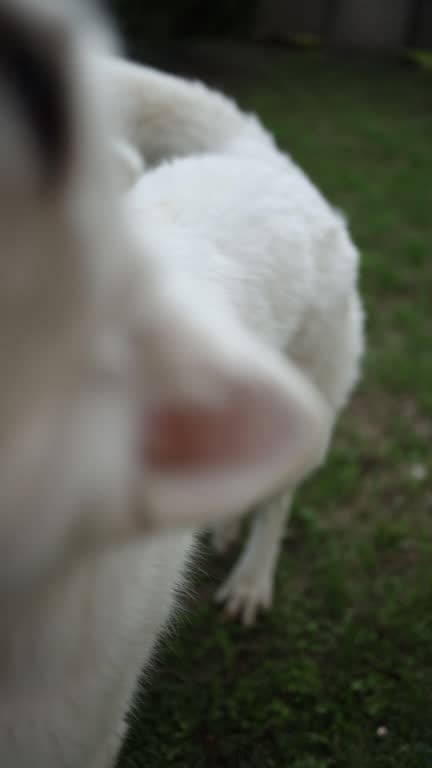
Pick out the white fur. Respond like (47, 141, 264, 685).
(112, 138, 146, 191)
(102, 57, 365, 624)
(0, 2, 335, 766)
(99, 56, 277, 165)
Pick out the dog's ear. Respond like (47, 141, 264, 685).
(0, 0, 75, 192)
(132, 286, 331, 531)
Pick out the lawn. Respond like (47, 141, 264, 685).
(119, 48, 432, 768)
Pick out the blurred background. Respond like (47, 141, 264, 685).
(110, 0, 432, 67)
(110, 0, 432, 49)
(108, 3, 432, 768)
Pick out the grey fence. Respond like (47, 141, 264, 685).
(254, 0, 432, 50)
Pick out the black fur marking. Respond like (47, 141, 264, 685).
(0, 4, 71, 184)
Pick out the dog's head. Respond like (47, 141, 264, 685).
(0, 0, 135, 586)
(0, 0, 330, 593)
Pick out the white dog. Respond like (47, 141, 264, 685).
(0, 1, 331, 766)
(101, 57, 365, 625)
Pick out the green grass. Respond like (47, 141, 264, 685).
(119, 50, 432, 768)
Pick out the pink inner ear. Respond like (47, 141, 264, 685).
(143, 391, 296, 472)
(145, 392, 285, 473)
(146, 400, 248, 471)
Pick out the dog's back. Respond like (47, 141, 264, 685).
(110, 48, 364, 625)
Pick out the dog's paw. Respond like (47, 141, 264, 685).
(215, 562, 273, 626)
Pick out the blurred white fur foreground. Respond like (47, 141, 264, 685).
(0, 1, 362, 766)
